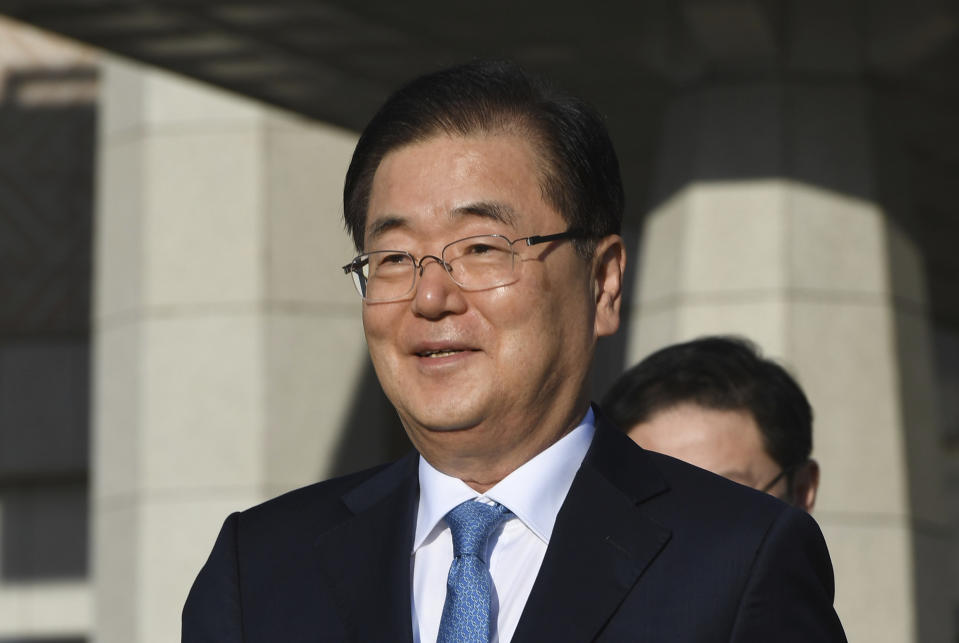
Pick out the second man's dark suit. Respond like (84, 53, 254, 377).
(183, 416, 846, 642)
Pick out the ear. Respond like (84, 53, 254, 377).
(792, 459, 820, 512)
(591, 234, 626, 338)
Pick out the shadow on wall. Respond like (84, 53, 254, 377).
(0, 67, 96, 582)
(0, 479, 88, 581)
(874, 85, 959, 643)
(329, 359, 410, 477)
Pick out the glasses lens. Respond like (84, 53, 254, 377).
(443, 235, 516, 290)
(362, 251, 416, 301)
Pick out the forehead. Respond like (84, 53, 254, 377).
(364, 133, 559, 246)
(631, 404, 771, 471)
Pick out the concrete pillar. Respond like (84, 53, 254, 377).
(627, 81, 953, 642)
(91, 57, 382, 643)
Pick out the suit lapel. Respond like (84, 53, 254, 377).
(512, 420, 672, 642)
(314, 452, 419, 642)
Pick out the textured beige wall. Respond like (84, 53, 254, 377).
(92, 57, 365, 643)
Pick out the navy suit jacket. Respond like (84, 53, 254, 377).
(183, 418, 846, 642)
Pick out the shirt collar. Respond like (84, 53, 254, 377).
(413, 407, 596, 552)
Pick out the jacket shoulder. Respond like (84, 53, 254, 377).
(237, 454, 416, 539)
(590, 416, 789, 531)
(183, 454, 419, 642)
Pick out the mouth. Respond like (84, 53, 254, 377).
(412, 342, 479, 360)
(417, 349, 465, 358)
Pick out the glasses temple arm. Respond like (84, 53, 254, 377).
(524, 229, 587, 246)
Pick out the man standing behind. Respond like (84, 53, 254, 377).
(602, 336, 820, 512)
(183, 61, 845, 642)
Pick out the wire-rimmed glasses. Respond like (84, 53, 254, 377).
(342, 229, 584, 302)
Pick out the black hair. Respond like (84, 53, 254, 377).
(342, 59, 624, 257)
(601, 336, 813, 474)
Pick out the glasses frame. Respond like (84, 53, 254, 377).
(759, 468, 789, 494)
(759, 459, 807, 496)
(342, 229, 586, 302)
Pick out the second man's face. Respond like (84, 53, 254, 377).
(627, 404, 783, 493)
(360, 132, 622, 467)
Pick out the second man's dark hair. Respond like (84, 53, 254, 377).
(342, 59, 624, 256)
(601, 336, 814, 473)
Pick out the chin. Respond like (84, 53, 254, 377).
(399, 400, 488, 435)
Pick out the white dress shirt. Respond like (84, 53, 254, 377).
(411, 408, 596, 643)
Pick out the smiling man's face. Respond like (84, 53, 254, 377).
(360, 132, 623, 486)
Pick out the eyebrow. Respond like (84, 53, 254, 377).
(450, 200, 517, 227)
(365, 200, 518, 246)
(366, 215, 406, 245)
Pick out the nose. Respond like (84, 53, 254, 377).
(410, 255, 467, 318)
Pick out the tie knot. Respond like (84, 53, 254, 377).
(445, 500, 511, 559)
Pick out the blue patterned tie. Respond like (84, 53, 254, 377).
(437, 500, 512, 643)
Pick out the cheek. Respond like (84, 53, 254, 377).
(478, 286, 571, 365)
(360, 308, 378, 341)
(361, 306, 400, 361)
(476, 280, 545, 331)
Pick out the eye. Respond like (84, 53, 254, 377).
(381, 253, 411, 264)
(368, 252, 412, 273)
(464, 242, 497, 255)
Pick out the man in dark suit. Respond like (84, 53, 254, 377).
(183, 60, 846, 642)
